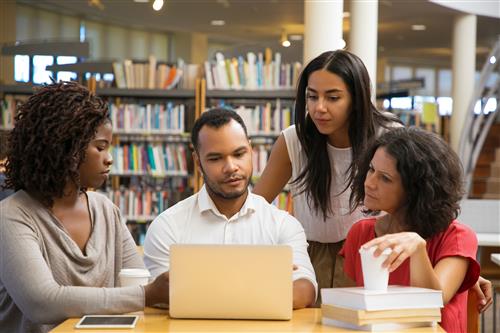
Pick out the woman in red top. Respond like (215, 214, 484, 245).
(340, 127, 480, 333)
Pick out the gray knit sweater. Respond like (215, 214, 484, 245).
(0, 190, 145, 333)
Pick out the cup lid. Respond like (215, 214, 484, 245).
(119, 268, 151, 278)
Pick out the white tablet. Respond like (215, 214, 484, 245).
(75, 315, 139, 329)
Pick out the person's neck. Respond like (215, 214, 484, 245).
(208, 189, 249, 219)
(375, 213, 405, 236)
(52, 183, 82, 209)
(327, 130, 350, 148)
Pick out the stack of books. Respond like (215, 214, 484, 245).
(320, 286, 443, 331)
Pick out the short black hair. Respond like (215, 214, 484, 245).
(350, 127, 464, 239)
(5, 81, 110, 206)
(191, 107, 248, 151)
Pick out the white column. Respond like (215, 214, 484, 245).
(450, 14, 476, 152)
(303, 0, 344, 64)
(349, 0, 378, 91)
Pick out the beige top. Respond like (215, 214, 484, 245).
(0, 190, 145, 333)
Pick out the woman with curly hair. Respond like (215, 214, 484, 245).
(339, 127, 480, 333)
(0, 82, 168, 333)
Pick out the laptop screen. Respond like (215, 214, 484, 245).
(169, 244, 293, 320)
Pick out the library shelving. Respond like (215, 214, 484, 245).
(100, 87, 196, 244)
(0, 84, 197, 245)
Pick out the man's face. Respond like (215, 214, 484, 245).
(195, 119, 252, 201)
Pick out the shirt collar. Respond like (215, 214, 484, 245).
(198, 185, 256, 219)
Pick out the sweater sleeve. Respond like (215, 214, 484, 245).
(0, 210, 145, 325)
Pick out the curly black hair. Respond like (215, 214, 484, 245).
(191, 107, 248, 152)
(349, 127, 465, 239)
(4, 81, 110, 206)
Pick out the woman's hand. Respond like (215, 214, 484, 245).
(144, 272, 169, 306)
(362, 232, 426, 272)
(472, 276, 493, 313)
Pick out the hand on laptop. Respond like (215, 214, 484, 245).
(144, 272, 169, 306)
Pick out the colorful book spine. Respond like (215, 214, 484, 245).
(110, 143, 188, 176)
(110, 102, 186, 133)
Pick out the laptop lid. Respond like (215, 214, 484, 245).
(169, 244, 293, 320)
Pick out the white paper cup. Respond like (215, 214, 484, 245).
(359, 246, 392, 291)
(119, 268, 151, 287)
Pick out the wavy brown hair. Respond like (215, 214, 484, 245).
(349, 127, 464, 239)
(4, 82, 109, 206)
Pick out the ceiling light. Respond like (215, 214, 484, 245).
(211, 20, 225, 26)
(411, 24, 426, 31)
(152, 0, 163, 11)
(490, 56, 497, 64)
(339, 39, 346, 49)
(280, 31, 290, 48)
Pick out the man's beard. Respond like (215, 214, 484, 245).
(202, 172, 249, 200)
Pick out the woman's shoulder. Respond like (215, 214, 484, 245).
(0, 190, 39, 214)
(86, 191, 119, 214)
(442, 220, 477, 240)
(282, 124, 297, 140)
(351, 217, 377, 231)
(86, 190, 111, 203)
(346, 217, 377, 241)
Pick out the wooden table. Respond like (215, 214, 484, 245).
(50, 307, 444, 332)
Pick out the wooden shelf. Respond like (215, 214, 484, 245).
(206, 89, 295, 99)
(110, 171, 189, 177)
(0, 84, 36, 95)
(97, 88, 195, 98)
(0, 84, 195, 99)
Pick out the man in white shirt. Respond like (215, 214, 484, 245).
(144, 108, 317, 309)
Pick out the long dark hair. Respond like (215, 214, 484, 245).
(293, 50, 399, 219)
(5, 82, 109, 207)
(349, 127, 464, 239)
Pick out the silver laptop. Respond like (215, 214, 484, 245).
(169, 244, 293, 320)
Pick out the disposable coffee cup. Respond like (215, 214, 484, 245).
(119, 268, 151, 287)
(359, 246, 392, 291)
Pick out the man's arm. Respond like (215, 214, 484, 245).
(278, 214, 318, 308)
(143, 213, 178, 277)
(293, 279, 316, 309)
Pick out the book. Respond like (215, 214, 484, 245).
(321, 286, 443, 311)
(321, 304, 441, 326)
(322, 317, 437, 332)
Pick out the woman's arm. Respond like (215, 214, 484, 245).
(471, 276, 493, 312)
(363, 232, 469, 304)
(0, 216, 144, 324)
(252, 134, 292, 203)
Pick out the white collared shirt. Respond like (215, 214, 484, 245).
(143, 185, 317, 296)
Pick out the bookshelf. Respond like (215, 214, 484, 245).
(0, 84, 197, 245)
(100, 88, 195, 245)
